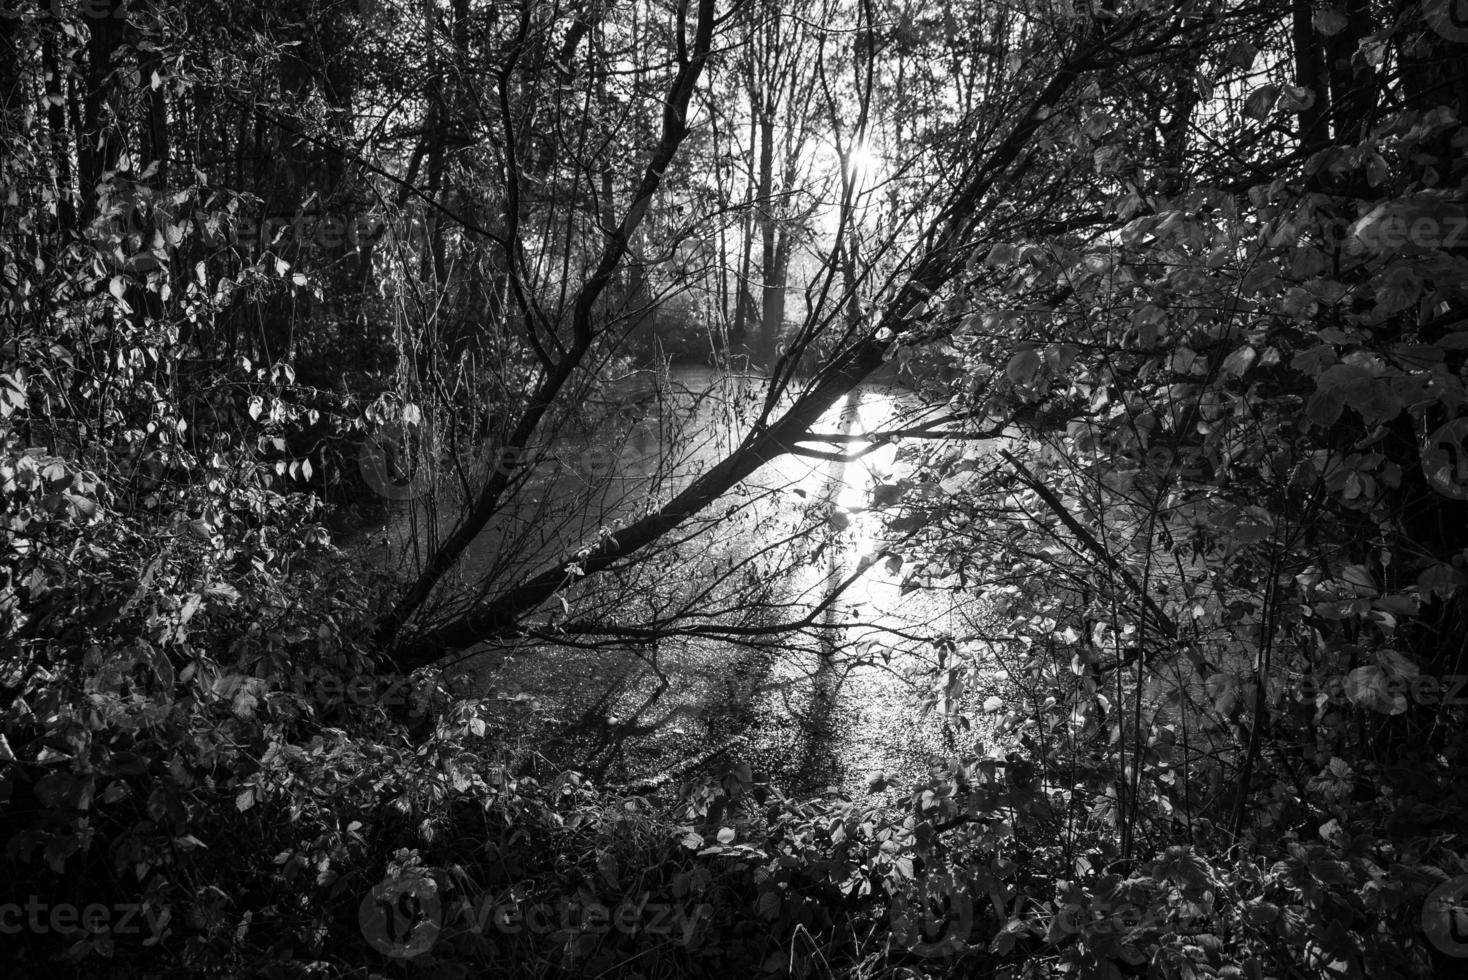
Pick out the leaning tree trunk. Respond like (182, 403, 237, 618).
(385, 25, 1132, 668)
(372, 0, 722, 650)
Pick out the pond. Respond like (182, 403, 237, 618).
(376, 364, 999, 795)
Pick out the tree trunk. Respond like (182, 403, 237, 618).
(139, 43, 168, 188)
(79, 0, 124, 225)
(1290, 0, 1329, 153)
(756, 111, 779, 364)
(761, 223, 789, 363)
(731, 106, 758, 357)
(0, 9, 16, 120)
(423, 0, 447, 289)
(373, 0, 721, 649)
(42, 34, 76, 236)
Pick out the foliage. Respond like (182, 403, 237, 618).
(5, 0, 1468, 978)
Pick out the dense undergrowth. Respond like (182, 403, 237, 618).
(2, 457, 1466, 978)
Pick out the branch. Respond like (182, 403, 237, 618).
(788, 441, 890, 463)
(375, 0, 721, 651)
(998, 449, 1179, 647)
(387, 24, 1147, 668)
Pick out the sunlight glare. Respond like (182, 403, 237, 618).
(847, 142, 878, 182)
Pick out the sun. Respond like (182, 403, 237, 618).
(847, 142, 878, 181)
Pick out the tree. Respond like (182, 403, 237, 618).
(379, 4, 1229, 668)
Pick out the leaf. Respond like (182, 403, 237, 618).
(1243, 901, 1281, 928)
(1279, 84, 1316, 112)
(1006, 347, 1042, 385)
(1344, 666, 1406, 714)
(1243, 85, 1280, 122)
(1224, 41, 1258, 70)
(1339, 564, 1379, 597)
(1133, 303, 1166, 347)
(1313, 7, 1347, 35)
(596, 850, 620, 887)
(1221, 345, 1256, 378)
(871, 483, 903, 507)
(1417, 562, 1466, 601)
(204, 582, 241, 602)
(1304, 387, 1344, 429)
(1344, 377, 1402, 425)
(65, 493, 98, 519)
(985, 243, 1017, 267)
(716, 827, 736, 844)
(1207, 672, 1239, 716)
(1372, 594, 1419, 617)
(1305, 278, 1348, 305)
(1376, 648, 1418, 680)
(179, 593, 202, 624)
(1280, 286, 1316, 317)
(1421, 418, 1468, 500)
(34, 772, 74, 809)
